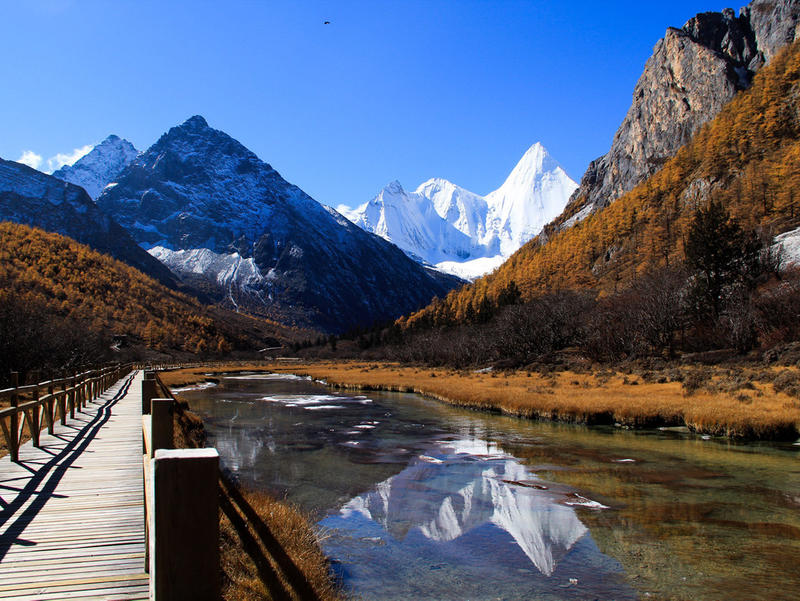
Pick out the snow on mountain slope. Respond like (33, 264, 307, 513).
(484, 143, 578, 256)
(52, 135, 139, 199)
(348, 180, 476, 264)
(415, 177, 489, 241)
(346, 143, 577, 278)
(149, 246, 265, 310)
(774, 225, 800, 266)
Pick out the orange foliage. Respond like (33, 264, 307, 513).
(0, 222, 227, 352)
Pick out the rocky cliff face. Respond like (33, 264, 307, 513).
(0, 157, 176, 286)
(561, 0, 800, 224)
(97, 116, 460, 332)
(748, 0, 800, 62)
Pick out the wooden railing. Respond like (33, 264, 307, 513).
(0, 363, 133, 462)
(141, 370, 220, 600)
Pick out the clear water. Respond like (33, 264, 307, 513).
(178, 373, 800, 601)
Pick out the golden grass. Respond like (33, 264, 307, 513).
(219, 483, 343, 601)
(241, 361, 800, 440)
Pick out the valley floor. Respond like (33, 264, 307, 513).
(164, 361, 800, 441)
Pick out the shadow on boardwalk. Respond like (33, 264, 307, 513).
(0, 373, 134, 561)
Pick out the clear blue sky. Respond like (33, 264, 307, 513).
(1, 0, 735, 208)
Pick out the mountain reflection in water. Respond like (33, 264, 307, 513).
(333, 438, 587, 576)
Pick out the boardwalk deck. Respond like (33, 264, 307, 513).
(0, 371, 148, 600)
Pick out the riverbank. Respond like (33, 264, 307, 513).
(163, 361, 800, 440)
(169, 382, 343, 601)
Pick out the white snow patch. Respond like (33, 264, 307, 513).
(562, 204, 592, 229)
(149, 246, 265, 308)
(52, 136, 139, 199)
(435, 255, 506, 280)
(170, 381, 218, 393)
(774, 226, 800, 266)
(563, 494, 609, 510)
(226, 373, 308, 381)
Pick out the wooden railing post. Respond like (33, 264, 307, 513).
(150, 398, 174, 457)
(9, 372, 19, 462)
(29, 384, 41, 447)
(65, 380, 74, 420)
(142, 372, 156, 416)
(150, 449, 220, 601)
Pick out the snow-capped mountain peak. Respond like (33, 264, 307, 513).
(52, 135, 139, 199)
(349, 180, 474, 264)
(383, 179, 405, 195)
(415, 177, 488, 241)
(485, 142, 577, 256)
(181, 114, 209, 130)
(345, 142, 578, 278)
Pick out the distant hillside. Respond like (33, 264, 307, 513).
(0, 157, 176, 287)
(0, 222, 295, 372)
(403, 38, 800, 328)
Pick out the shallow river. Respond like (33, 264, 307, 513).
(176, 373, 800, 601)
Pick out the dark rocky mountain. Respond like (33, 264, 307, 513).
(0, 157, 176, 286)
(560, 0, 800, 227)
(96, 116, 461, 333)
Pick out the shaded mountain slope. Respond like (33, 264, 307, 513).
(0, 222, 295, 364)
(97, 116, 460, 332)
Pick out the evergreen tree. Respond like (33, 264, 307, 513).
(684, 199, 760, 319)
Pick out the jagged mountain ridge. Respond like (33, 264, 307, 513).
(560, 0, 800, 226)
(52, 135, 139, 199)
(0, 157, 176, 286)
(347, 143, 577, 279)
(96, 116, 460, 333)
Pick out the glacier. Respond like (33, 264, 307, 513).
(344, 142, 578, 279)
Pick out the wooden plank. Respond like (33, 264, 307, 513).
(0, 370, 148, 600)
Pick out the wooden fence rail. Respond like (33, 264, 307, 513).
(0, 363, 133, 462)
(142, 371, 220, 601)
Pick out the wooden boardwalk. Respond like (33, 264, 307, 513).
(0, 370, 148, 600)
